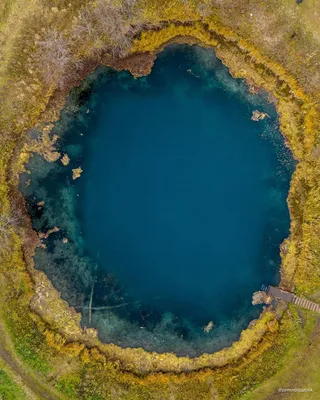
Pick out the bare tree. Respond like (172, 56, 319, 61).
(121, 0, 139, 18)
(73, 8, 96, 39)
(37, 30, 71, 88)
(73, 0, 146, 58)
(0, 204, 23, 255)
(37, 0, 148, 86)
(93, 0, 137, 55)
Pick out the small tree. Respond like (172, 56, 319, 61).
(73, 0, 145, 58)
(37, 30, 71, 88)
(0, 205, 23, 255)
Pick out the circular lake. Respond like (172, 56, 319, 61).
(22, 45, 294, 356)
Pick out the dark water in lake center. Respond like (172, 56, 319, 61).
(22, 45, 294, 355)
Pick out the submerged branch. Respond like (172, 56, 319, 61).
(88, 279, 95, 324)
(89, 303, 131, 310)
(76, 301, 138, 312)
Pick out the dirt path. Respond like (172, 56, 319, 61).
(0, 320, 65, 400)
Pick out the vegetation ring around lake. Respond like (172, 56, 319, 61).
(24, 43, 294, 357)
(22, 23, 318, 372)
(1, 2, 320, 399)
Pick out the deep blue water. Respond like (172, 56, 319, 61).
(22, 45, 293, 355)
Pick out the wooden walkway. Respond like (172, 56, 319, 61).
(292, 295, 320, 313)
(263, 285, 320, 314)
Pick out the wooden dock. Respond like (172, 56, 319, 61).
(263, 285, 320, 314)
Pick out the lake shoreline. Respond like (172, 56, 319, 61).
(1, 9, 319, 398)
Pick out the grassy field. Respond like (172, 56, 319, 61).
(0, 0, 320, 399)
(0, 361, 28, 400)
(243, 314, 320, 400)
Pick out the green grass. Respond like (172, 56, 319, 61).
(0, 368, 27, 400)
(242, 309, 319, 400)
(3, 303, 51, 375)
(55, 375, 81, 398)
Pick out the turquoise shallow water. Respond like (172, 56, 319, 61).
(22, 45, 294, 355)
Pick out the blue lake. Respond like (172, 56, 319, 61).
(23, 45, 293, 355)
